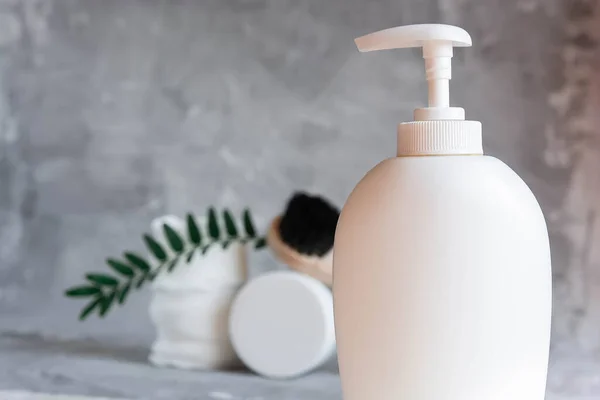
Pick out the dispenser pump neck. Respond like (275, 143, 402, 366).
(423, 41, 452, 108)
(355, 24, 472, 121)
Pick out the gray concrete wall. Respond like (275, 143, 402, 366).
(0, 0, 599, 398)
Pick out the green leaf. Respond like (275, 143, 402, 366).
(207, 207, 220, 240)
(187, 213, 202, 246)
(222, 240, 231, 250)
(143, 234, 167, 262)
(118, 283, 131, 305)
(201, 245, 211, 255)
(185, 249, 195, 263)
(79, 297, 103, 320)
(223, 209, 239, 238)
(86, 273, 118, 287)
(242, 209, 257, 238)
(107, 258, 134, 277)
(167, 258, 179, 273)
(163, 224, 184, 253)
(99, 291, 116, 317)
(254, 237, 267, 249)
(65, 286, 100, 297)
(135, 275, 146, 289)
(124, 252, 150, 273)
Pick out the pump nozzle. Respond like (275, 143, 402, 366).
(355, 24, 471, 121)
(354, 24, 482, 156)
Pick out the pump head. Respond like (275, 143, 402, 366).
(355, 24, 471, 121)
(354, 24, 482, 156)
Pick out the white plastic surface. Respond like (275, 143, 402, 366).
(355, 24, 471, 52)
(229, 271, 336, 379)
(355, 23, 482, 155)
(333, 155, 552, 400)
(355, 24, 470, 117)
(397, 120, 483, 156)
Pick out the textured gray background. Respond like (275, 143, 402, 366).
(0, 0, 599, 399)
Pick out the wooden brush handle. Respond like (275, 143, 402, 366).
(267, 217, 333, 287)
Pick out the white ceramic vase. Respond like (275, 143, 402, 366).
(148, 215, 247, 370)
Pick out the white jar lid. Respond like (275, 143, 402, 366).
(229, 271, 335, 379)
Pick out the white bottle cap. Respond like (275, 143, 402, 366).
(355, 24, 483, 156)
(229, 271, 336, 379)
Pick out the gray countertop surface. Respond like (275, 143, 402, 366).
(3, 329, 600, 400)
(0, 332, 341, 400)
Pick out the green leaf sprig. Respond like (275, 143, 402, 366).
(65, 208, 266, 321)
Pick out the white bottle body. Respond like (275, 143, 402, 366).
(333, 155, 551, 400)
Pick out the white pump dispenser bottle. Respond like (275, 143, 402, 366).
(333, 24, 552, 400)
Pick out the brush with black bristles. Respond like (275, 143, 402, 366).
(267, 192, 340, 286)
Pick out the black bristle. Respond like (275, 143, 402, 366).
(278, 192, 340, 257)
